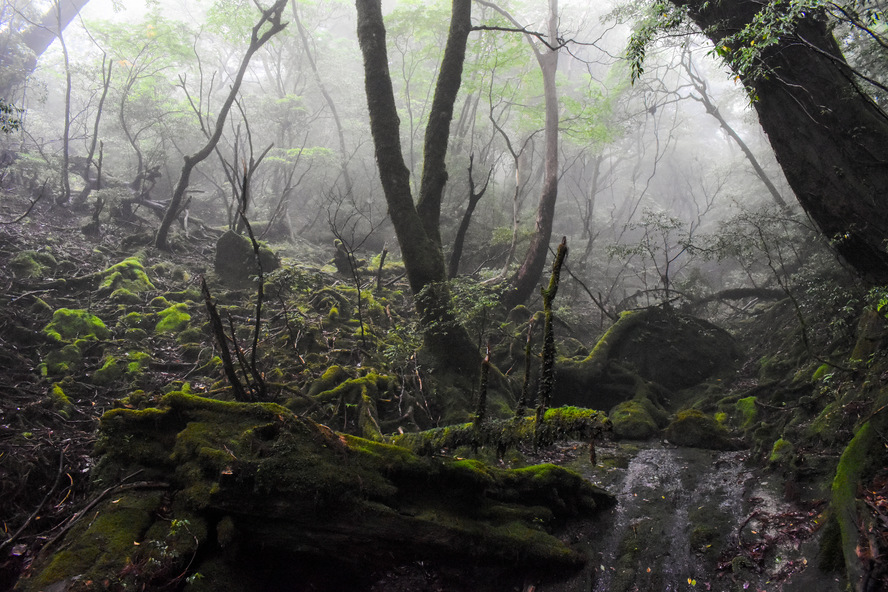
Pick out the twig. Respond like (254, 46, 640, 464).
(0, 182, 46, 225)
(0, 445, 67, 554)
(41, 470, 167, 553)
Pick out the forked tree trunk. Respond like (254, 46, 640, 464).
(673, 0, 888, 281)
(356, 0, 480, 375)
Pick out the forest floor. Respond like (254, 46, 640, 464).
(1, 190, 887, 592)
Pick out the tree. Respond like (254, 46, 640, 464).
(155, 0, 288, 250)
(476, 0, 563, 307)
(0, 0, 91, 97)
(356, 0, 480, 374)
(633, 0, 888, 282)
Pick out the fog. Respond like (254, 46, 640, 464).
(5, 0, 816, 317)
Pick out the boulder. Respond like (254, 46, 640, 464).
(214, 230, 279, 285)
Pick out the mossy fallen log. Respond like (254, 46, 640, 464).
(20, 392, 614, 591)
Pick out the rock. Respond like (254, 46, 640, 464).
(664, 409, 738, 450)
(214, 230, 279, 285)
(21, 392, 615, 591)
(556, 308, 740, 409)
(610, 399, 662, 440)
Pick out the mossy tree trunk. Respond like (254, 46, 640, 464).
(671, 0, 888, 282)
(535, 237, 567, 444)
(356, 0, 479, 374)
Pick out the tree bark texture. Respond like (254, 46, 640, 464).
(357, 0, 479, 375)
(674, 0, 888, 282)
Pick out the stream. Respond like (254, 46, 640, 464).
(538, 442, 845, 592)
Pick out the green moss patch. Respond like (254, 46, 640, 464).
(155, 303, 191, 334)
(97, 255, 155, 295)
(664, 409, 738, 450)
(15, 393, 619, 590)
(610, 399, 659, 440)
(44, 308, 110, 342)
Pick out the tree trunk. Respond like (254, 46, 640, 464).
(292, 4, 353, 196)
(674, 0, 888, 281)
(448, 154, 490, 278)
(356, 0, 479, 375)
(56, 1, 73, 205)
(501, 0, 561, 307)
(681, 51, 788, 210)
(0, 0, 91, 97)
(155, 0, 288, 250)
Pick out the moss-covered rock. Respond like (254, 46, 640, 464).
(44, 308, 110, 342)
(214, 230, 279, 285)
(663, 409, 738, 450)
(556, 308, 739, 409)
(610, 399, 659, 440)
(23, 393, 613, 591)
(155, 303, 191, 334)
(97, 254, 155, 296)
(48, 382, 74, 418)
(10, 249, 56, 278)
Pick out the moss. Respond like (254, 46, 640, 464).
(327, 305, 340, 323)
(155, 303, 191, 334)
(97, 255, 155, 295)
(165, 287, 201, 302)
(28, 491, 163, 591)
(306, 365, 349, 397)
(48, 382, 74, 418)
(663, 409, 736, 450)
(109, 287, 143, 305)
(38, 393, 616, 589)
(851, 308, 886, 362)
(393, 407, 610, 456)
(609, 400, 659, 440)
(44, 308, 110, 342)
(120, 311, 152, 329)
(812, 363, 831, 382)
(93, 356, 124, 386)
(41, 343, 82, 376)
(735, 396, 759, 430)
(831, 421, 878, 585)
(768, 437, 794, 464)
(11, 250, 55, 278)
(149, 296, 171, 308)
(176, 326, 204, 344)
(127, 351, 151, 374)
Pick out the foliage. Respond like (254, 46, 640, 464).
(0, 98, 22, 133)
(625, 1, 689, 82)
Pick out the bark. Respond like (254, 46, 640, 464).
(356, 0, 479, 375)
(155, 0, 288, 250)
(415, 0, 473, 246)
(56, 2, 73, 204)
(494, 0, 561, 307)
(673, 0, 888, 282)
(75, 57, 112, 205)
(0, 0, 91, 97)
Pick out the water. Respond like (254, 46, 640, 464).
(538, 442, 844, 592)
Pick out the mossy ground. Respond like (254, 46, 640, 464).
(1, 191, 885, 591)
